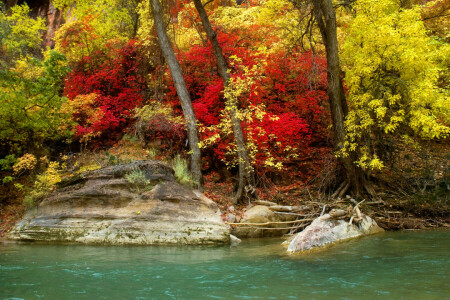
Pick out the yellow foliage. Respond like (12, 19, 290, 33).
(60, 93, 103, 143)
(77, 164, 101, 173)
(54, 0, 134, 63)
(0, 4, 46, 57)
(341, 0, 450, 170)
(13, 154, 37, 174)
(28, 161, 62, 201)
(209, 0, 304, 52)
(134, 101, 184, 125)
(199, 60, 286, 170)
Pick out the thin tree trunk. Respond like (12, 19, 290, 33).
(193, 0, 256, 203)
(150, 0, 203, 190)
(312, 0, 365, 196)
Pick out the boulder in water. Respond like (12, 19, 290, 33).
(287, 213, 383, 253)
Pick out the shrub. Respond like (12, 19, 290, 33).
(64, 40, 146, 145)
(164, 32, 329, 176)
(172, 155, 195, 187)
(26, 161, 62, 206)
(125, 168, 151, 193)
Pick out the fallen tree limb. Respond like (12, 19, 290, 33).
(268, 205, 308, 212)
(273, 211, 316, 217)
(226, 219, 314, 226)
(253, 200, 277, 206)
(239, 223, 312, 230)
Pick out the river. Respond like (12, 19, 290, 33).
(1, 230, 449, 299)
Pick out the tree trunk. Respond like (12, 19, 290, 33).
(312, 0, 365, 196)
(150, 0, 203, 190)
(193, 0, 256, 203)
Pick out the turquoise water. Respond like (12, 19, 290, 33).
(0, 230, 449, 299)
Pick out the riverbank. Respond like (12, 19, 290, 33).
(2, 192, 448, 240)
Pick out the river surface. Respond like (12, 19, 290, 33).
(0, 230, 449, 299)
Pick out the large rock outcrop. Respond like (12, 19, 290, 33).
(8, 160, 230, 245)
(286, 213, 384, 253)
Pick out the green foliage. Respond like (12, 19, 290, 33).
(0, 4, 46, 60)
(2, 176, 14, 184)
(54, 0, 137, 63)
(146, 148, 158, 160)
(341, 0, 450, 170)
(125, 168, 151, 193)
(0, 50, 73, 153)
(0, 155, 17, 171)
(104, 152, 131, 166)
(172, 155, 195, 187)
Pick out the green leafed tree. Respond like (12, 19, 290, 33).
(0, 4, 45, 61)
(0, 5, 73, 156)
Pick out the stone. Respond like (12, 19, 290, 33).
(8, 160, 230, 245)
(225, 213, 236, 223)
(286, 213, 384, 253)
(231, 205, 297, 238)
(230, 234, 241, 247)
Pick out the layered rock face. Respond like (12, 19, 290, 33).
(9, 161, 230, 245)
(287, 214, 384, 253)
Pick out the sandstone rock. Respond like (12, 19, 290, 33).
(286, 213, 384, 253)
(9, 160, 230, 245)
(231, 205, 297, 238)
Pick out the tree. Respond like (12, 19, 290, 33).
(53, 0, 138, 64)
(293, 0, 449, 198)
(193, 0, 257, 203)
(307, 0, 368, 197)
(0, 5, 72, 156)
(340, 0, 449, 169)
(150, 0, 203, 190)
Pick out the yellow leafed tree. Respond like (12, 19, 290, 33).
(341, 0, 449, 170)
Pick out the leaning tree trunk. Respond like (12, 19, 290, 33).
(312, 0, 366, 197)
(193, 0, 256, 203)
(150, 0, 203, 190)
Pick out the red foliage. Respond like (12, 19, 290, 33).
(64, 40, 146, 143)
(164, 31, 330, 176)
(139, 113, 187, 156)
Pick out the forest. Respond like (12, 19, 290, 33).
(0, 0, 449, 233)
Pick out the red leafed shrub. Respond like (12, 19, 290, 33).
(134, 102, 187, 156)
(164, 31, 330, 176)
(64, 40, 146, 144)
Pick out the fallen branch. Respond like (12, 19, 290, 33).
(268, 205, 308, 212)
(237, 223, 312, 230)
(320, 204, 327, 217)
(273, 211, 316, 217)
(253, 200, 277, 206)
(226, 218, 314, 226)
